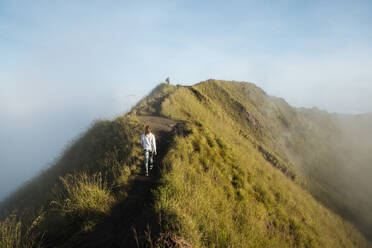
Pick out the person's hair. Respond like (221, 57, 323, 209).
(145, 125, 151, 135)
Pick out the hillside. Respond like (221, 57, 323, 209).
(0, 80, 371, 248)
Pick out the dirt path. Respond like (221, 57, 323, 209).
(136, 115, 179, 134)
(136, 116, 179, 178)
(74, 116, 180, 248)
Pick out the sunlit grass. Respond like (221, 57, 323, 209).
(0, 80, 370, 247)
(55, 172, 114, 219)
(152, 80, 371, 247)
(0, 214, 44, 248)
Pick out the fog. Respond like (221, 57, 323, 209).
(1, 0, 372, 200)
(0, 85, 142, 200)
(312, 113, 372, 238)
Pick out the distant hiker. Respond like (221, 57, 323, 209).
(141, 125, 157, 176)
(165, 77, 170, 84)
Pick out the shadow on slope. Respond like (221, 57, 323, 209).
(66, 116, 183, 248)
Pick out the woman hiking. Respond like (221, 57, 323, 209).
(141, 125, 157, 176)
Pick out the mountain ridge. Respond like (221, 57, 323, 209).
(1, 79, 371, 247)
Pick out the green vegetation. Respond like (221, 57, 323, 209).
(132, 83, 177, 116)
(0, 79, 371, 247)
(157, 79, 372, 241)
(54, 172, 114, 222)
(154, 122, 368, 247)
(150, 80, 370, 247)
(0, 216, 23, 248)
(0, 116, 143, 246)
(0, 214, 43, 248)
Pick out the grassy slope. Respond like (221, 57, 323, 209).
(207, 80, 372, 239)
(0, 80, 371, 247)
(0, 116, 144, 246)
(190, 80, 372, 240)
(150, 80, 370, 247)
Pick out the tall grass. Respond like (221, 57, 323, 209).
(0, 214, 44, 248)
(0, 216, 21, 248)
(55, 172, 114, 219)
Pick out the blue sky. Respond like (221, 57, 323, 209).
(1, 0, 372, 200)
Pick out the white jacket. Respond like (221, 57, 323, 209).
(141, 132, 156, 153)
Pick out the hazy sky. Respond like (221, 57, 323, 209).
(1, 0, 372, 200)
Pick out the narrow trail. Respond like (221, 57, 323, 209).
(75, 116, 180, 248)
